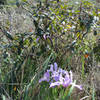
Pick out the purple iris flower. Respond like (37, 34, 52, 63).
(52, 71, 60, 82)
(39, 71, 50, 83)
(49, 64, 53, 72)
(36, 37, 40, 42)
(54, 62, 58, 71)
(39, 62, 82, 90)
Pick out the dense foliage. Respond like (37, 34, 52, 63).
(0, 0, 100, 99)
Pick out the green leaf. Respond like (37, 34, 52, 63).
(63, 80, 76, 100)
(21, 0, 27, 2)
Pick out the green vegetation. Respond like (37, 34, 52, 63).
(0, 0, 100, 99)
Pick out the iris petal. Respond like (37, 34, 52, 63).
(50, 64, 54, 72)
(50, 82, 61, 88)
(54, 62, 58, 71)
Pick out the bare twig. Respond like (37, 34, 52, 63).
(80, 96, 90, 100)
